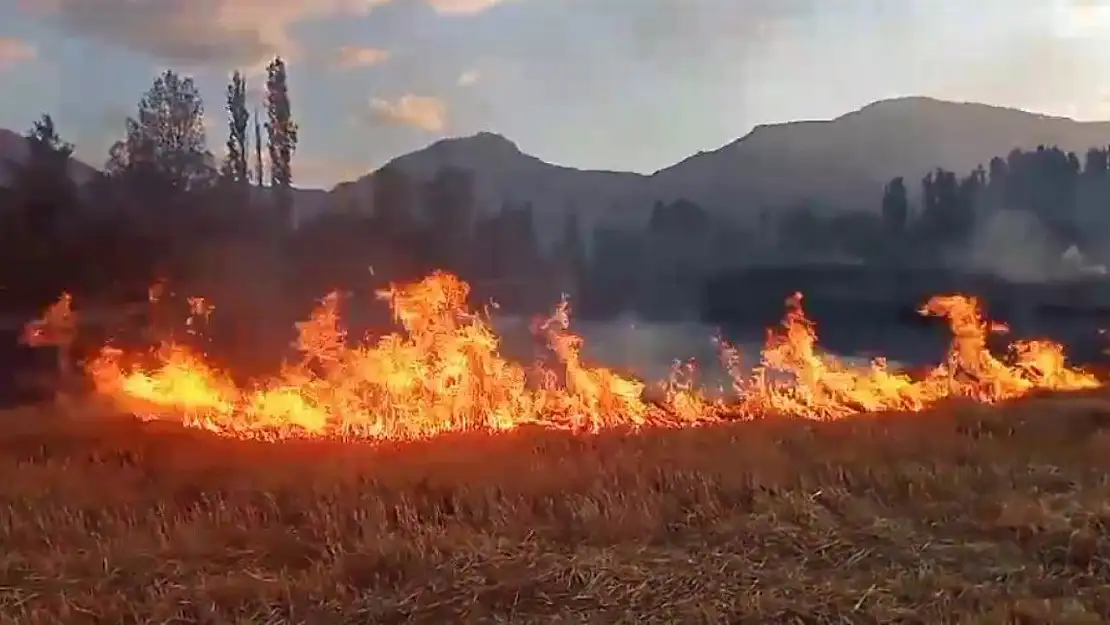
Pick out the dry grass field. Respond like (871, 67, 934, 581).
(1, 393, 1109, 624)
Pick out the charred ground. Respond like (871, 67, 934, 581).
(1, 394, 1109, 624)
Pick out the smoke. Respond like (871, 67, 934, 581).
(573, 315, 731, 384)
(960, 209, 1061, 283)
(492, 311, 914, 395)
(492, 313, 737, 390)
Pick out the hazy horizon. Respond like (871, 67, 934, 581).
(3, 1, 1110, 188)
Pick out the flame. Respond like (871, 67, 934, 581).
(21, 293, 75, 348)
(41, 271, 1094, 441)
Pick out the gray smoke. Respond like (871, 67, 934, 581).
(491, 312, 911, 396)
(961, 209, 1060, 283)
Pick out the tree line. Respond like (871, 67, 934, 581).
(877, 145, 1110, 263)
(5, 58, 1110, 327)
(0, 58, 297, 315)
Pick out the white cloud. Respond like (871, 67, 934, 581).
(425, 0, 513, 15)
(1055, 0, 1110, 38)
(457, 69, 481, 86)
(369, 94, 447, 131)
(0, 37, 36, 69)
(334, 45, 390, 69)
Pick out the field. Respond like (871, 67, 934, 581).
(2, 393, 1109, 624)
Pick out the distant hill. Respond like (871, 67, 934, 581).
(8, 97, 1110, 233)
(0, 128, 98, 186)
(329, 97, 1110, 233)
(650, 96, 1110, 215)
(329, 132, 649, 237)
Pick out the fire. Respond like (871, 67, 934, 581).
(22, 271, 1100, 441)
(21, 292, 75, 349)
(734, 292, 931, 419)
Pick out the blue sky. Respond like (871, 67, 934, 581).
(1, 0, 1109, 188)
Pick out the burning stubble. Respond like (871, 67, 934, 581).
(21, 270, 1100, 441)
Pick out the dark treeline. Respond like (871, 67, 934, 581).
(5, 59, 1110, 355)
(0, 63, 297, 316)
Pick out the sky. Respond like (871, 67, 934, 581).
(2, 0, 1110, 189)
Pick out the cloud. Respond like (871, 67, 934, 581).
(0, 37, 36, 69)
(369, 94, 447, 131)
(20, 0, 516, 69)
(938, 29, 1099, 119)
(457, 69, 481, 86)
(20, 0, 392, 68)
(334, 45, 390, 69)
(425, 0, 512, 15)
(1055, 0, 1110, 38)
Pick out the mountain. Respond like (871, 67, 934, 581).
(330, 97, 1110, 232)
(0, 128, 99, 186)
(651, 96, 1110, 215)
(8, 96, 1110, 233)
(330, 131, 648, 236)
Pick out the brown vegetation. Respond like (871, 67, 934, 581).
(1, 392, 1109, 624)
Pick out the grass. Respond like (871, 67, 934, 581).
(0, 394, 1109, 624)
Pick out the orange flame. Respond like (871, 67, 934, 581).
(21, 293, 76, 348)
(61, 272, 1099, 441)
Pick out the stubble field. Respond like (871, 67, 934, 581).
(1, 392, 1109, 624)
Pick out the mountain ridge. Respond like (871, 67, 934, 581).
(331, 96, 1110, 235)
(0, 127, 99, 186)
(7, 97, 1110, 230)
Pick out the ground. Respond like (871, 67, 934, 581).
(1, 393, 1109, 624)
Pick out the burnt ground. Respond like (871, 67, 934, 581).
(0, 393, 1108, 624)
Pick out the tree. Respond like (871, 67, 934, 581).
(588, 222, 643, 314)
(564, 210, 587, 277)
(555, 208, 587, 298)
(254, 108, 264, 189)
(265, 56, 298, 228)
(372, 164, 419, 235)
(880, 176, 908, 235)
(2, 114, 75, 190)
(423, 166, 477, 270)
(0, 115, 82, 306)
(3, 115, 77, 238)
(221, 71, 251, 187)
(1083, 148, 1108, 176)
(107, 69, 215, 193)
(25, 115, 74, 169)
(502, 202, 541, 278)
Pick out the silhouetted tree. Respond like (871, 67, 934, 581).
(265, 56, 298, 228)
(555, 208, 587, 298)
(423, 166, 477, 271)
(506, 202, 541, 276)
(774, 202, 825, 255)
(1084, 147, 1108, 177)
(4, 115, 76, 237)
(587, 223, 644, 316)
(373, 164, 418, 235)
(881, 176, 908, 235)
(221, 70, 251, 188)
(0, 115, 82, 305)
(106, 70, 215, 194)
(916, 168, 969, 248)
(254, 108, 265, 189)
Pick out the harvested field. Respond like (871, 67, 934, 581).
(1, 393, 1109, 624)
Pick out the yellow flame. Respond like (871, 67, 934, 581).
(40, 272, 1095, 441)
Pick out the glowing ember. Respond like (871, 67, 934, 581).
(21, 271, 1097, 441)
